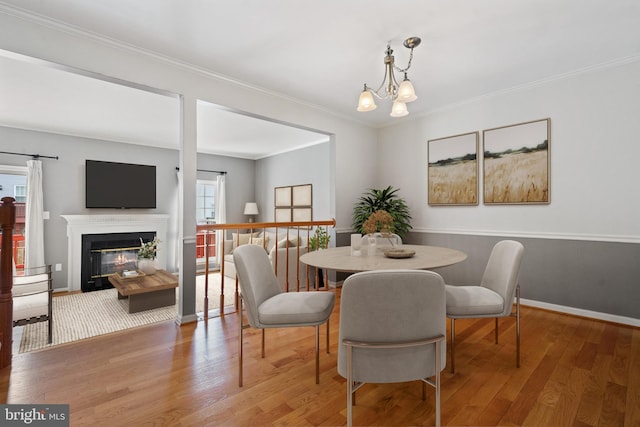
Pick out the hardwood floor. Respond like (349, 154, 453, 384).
(1, 288, 638, 426)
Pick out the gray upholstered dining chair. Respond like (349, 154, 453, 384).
(337, 269, 446, 427)
(445, 240, 524, 373)
(233, 244, 335, 387)
(13, 265, 53, 344)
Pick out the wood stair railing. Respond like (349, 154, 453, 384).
(196, 219, 335, 317)
(0, 197, 16, 368)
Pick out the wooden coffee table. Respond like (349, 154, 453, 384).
(108, 269, 178, 313)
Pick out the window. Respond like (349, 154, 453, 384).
(196, 180, 216, 224)
(14, 184, 27, 202)
(0, 167, 28, 269)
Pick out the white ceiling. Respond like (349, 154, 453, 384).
(1, 0, 639, 158)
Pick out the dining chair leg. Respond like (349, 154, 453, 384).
(261, 329, 266, 358)
(238, 297, 244, 388)
(346, 344, 353, 427)
(315, 325, 320, 384)
(326, 320, 330, 354)
(516, 284, 521, 368)
(435, 339, 441, 427)
(450, 317, 456, 373)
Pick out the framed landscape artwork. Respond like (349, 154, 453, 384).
(427, 131, 479, 205)
(483, 118, 550, 204)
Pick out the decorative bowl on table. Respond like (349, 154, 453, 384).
(116, 270, 146, 280)
(383, 248, 416, 259)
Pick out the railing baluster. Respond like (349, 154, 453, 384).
(196, 219, 335, 316)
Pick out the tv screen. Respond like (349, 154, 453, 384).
(85, 160, 157, 209)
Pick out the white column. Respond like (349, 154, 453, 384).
(177, 94, 198, 324)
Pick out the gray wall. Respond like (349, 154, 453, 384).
(255, 142, 331, 222)
(0, 125, 255, 290)
(423, 233, 640, 320)
(335, 230, 640, 321)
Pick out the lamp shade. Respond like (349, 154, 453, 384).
(243, 202, 259, 215)
(357, 89, 377, 112)
(390, 101, 409, 117)
(397, 78, 417, 102)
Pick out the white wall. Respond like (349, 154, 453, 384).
(0, 11, 375, 232)
(378, 59, 640, 242)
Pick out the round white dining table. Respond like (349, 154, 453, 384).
(299, 244, 467, 273)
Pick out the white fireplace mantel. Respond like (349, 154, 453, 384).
(62, 214, 169, 291)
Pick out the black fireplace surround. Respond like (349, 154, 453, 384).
(81, 231, 156, 292)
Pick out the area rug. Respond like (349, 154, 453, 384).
(18, 272, 235, 354)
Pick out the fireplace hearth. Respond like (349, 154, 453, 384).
(81, 232, 156, 292)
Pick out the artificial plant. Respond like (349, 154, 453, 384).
(352, 186, 412, 239)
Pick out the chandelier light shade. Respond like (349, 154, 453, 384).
(356, 37, 421, 117)
(390, 101, 409, 117)
(397, 76, 417, 102)
(357, 88, 377, 112)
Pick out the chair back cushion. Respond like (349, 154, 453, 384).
(338, 269, 446, 383)
(481, 240, 524, 316)
(233, 244, 283, 328)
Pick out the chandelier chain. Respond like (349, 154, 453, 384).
(394, 48, 415, 74)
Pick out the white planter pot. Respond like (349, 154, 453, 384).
(138, 258, 157, 275)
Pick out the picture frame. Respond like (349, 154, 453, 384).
(274, 183, 313, 222)
(275, 207, 292, 222)
(427, 131, 479, 205)
(292, 207, 312, 222)
(274, 186, 292, 207)
(483, 118, 550, 204)
(292, 184, 312, 206)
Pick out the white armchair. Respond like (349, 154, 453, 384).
(13, 265, 53, 344)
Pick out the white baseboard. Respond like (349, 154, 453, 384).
(521, 298, 640, 327)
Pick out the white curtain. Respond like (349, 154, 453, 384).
(25, 159, 45, 269)
(215, 174, 227, 266)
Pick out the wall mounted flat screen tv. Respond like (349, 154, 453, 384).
(85, 160, 156, 209)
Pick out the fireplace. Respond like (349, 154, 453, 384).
(81, 232, 156, 292)
(62, 214, 169, 292)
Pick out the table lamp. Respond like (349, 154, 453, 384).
(243, 202, 259, 222)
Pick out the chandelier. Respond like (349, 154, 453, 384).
(356, 37, 421, 117)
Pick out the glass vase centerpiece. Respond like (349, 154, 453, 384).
(362, 210, 398, 254)
(137, 237, 160, 275)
